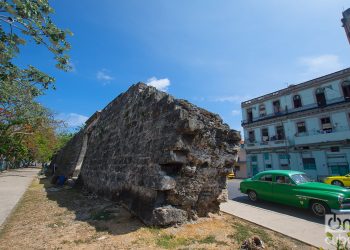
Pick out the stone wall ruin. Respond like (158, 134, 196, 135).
(51, 83, 241, 226)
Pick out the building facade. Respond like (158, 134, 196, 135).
(342, 8, 350, 45)
(234, 141, 247, 178)
(241, 68, 350, 180)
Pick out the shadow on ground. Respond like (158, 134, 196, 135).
(39, 178, 144, 236)
(227, 179, 324, 225)
(232, 196, 324, 225)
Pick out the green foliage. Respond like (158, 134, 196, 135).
(156, 234, 193, 249)
(230, 222, 272, 244)
(54, 132, 74, 152)
(155, 234, 228, 249)
(0, 0, 72, 72)
(0, 0, 72, 165)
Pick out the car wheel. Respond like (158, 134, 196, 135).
(331, 180, 344, 187)
(248, 190, 258, 202)
(310, 201, 330, 217)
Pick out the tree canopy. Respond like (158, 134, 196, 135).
(0, 0, 73, 166)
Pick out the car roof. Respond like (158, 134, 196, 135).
(255, 170, 305, 176)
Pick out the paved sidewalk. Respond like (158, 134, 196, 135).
(0, 168, 39, 229)
(221, 200, 328, 249)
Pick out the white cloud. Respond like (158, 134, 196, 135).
(56, 113, 89, 127)
(97, 69, 114, 84)
(298, 54, 343, 80)
(231, 110, 241, 116)
(146, 77, 170, 91)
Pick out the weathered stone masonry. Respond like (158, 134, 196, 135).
(51, 83, 240, 226)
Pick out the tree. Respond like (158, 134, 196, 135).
(0, 0, 72, 164)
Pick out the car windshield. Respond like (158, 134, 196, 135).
(291, 174, 312, 184)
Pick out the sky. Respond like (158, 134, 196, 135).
(17, 0, 350, 135)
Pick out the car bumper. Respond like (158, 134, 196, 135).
(331, 209, 350, 214)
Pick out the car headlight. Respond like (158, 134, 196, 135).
(338, 196, 344, 204)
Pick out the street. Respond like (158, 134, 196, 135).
(223, 179, 327, 248)
(0, 168, 39, 229)
(227, 179, 323, 225)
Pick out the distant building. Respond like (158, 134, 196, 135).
(241, 68, 350, 180)
(342, 8, 350, 44)
(234, 141, 247, 178)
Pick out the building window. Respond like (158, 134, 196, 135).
(279, 154, 290, 160)
(303, 158, 316, 170)
(251, 155, 257, 162)
(261, 128, 269, 142)
(259, 104, 266, 117)
(330, 164, 349, 175)
(247, 108, 253, 123)
(320, 117, 332, 133)
(330, 147, 340, 152)
(296, 121, 307, 134)
(315, 88, 327, 107)
(248, 130, 255, 143)
(276, 125, 285, 140)
(293, 95, 302, 108)
(273, 100, 281, 114)
(263, 153, 269, 160)
(265, 164, 272, 168)
(342, 81, 350, 100)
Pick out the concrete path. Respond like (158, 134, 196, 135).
(0, 168, 39, 229)
(223, 179, 330, 249)
(221, 200, 327, 248)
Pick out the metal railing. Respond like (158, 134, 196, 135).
(242, 96, 348, 125)
(295, 126, 350, 137)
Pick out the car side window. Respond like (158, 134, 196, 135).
(275, 175, 291, 184)
(259, 174, 273, 182)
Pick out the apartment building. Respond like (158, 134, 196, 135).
(234, 141, 247, 178)
(241, 68, 350, 180)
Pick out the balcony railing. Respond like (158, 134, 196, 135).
(242, 96, 348, 126)
(245, 139, 288, 148)
(294, 126, 350, 145)
(295, 126, 350, 137)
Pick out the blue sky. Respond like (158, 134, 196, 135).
(19, 0, 350, 135)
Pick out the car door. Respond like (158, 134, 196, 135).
(255, 174, 274, 201)
(272, 174, 300, 207)
(342, 174, 350, 186)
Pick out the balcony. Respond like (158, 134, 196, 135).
(242, 96, 347, 126)
(294, 127, 350, 145)
(245, 139, 288, 150)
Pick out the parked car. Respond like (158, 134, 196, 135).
(227, 172, 235, 179)
(240, 170, 350, 216)
(324, 174, 350, 187)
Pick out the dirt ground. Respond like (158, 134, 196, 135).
(0, 177, 316, 250)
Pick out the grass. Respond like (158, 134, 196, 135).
(90, 210, 115, 221)
(0, 178, 314, 250)
(156, 234, 229, 249)
(156, 234, 193, 249)
(47, 220, 66, 228)
(229, 222, 272, 244)
(197, 235, 228, 246)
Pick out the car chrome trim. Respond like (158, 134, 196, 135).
(331, 209, 350, 214)
(295, 195, 328, 202)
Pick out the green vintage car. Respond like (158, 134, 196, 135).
(240, 170, 350, 216)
